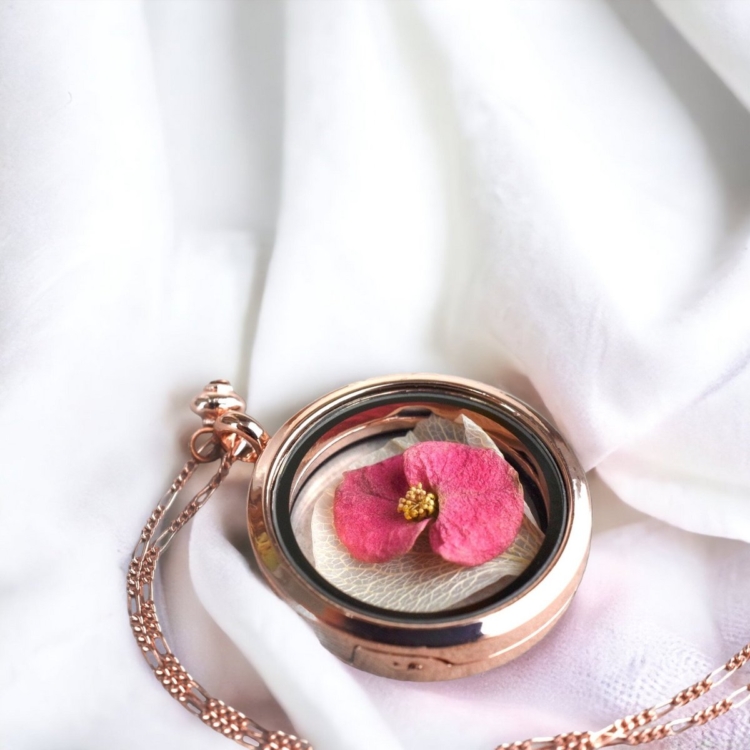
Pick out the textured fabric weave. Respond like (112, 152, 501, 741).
(1, 1, 749, 748)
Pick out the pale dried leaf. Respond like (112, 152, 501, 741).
(299, 415, 543, 613)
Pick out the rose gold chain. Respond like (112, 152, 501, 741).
(498, 644, 750, 750)
(127, 382, 750, 750)
(127, 437, 310, 750)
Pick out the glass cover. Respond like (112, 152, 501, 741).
(286, 402, 550, 615)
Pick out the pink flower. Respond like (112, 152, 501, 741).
(333, 441, 524, 567)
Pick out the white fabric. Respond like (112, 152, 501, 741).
(1, 0, 750, 748)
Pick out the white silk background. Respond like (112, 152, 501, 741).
(1, 1, 750, 748)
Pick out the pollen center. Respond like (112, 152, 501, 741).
(397, 483, 437, 521)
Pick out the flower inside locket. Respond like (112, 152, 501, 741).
(333, 441, 525, 567)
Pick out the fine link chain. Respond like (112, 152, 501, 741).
(498, 645, 750, 750)
(127, 443, 310, 750)
(127, 381, 750, 750)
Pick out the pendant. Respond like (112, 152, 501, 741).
(245, 373, 590, 681)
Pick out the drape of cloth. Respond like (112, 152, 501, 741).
(1, 1, 749, 748)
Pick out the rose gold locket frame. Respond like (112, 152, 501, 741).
(247, 374, 591, 682)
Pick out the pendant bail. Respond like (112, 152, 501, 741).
(189, 380, 268, 463)
(214, 411, 269, 463)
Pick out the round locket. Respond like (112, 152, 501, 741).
(246, 374, 591, 681)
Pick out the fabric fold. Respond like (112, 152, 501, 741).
(2, 1, 750, 749)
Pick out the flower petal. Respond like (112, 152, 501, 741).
(333, 454, 429, 563)
(402, 441, 524, 566)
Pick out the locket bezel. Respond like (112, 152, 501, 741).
(247, 374, 591, 680)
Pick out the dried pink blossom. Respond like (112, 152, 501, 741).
(333, 441, 524, 567)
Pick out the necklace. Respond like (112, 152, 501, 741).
(128, 377, 750, 749)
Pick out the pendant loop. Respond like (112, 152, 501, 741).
(214, 411, 269, 463)
(188, 380, 268, 464)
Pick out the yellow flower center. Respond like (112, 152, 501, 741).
(397, 483, 437, 521)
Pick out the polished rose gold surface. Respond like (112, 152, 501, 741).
(126, 377, 750, 749)
(247, 373, 592, 681)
